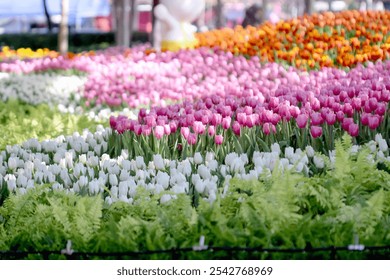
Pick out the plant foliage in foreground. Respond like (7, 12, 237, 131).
(0, 100, 101, 150)
(0, 136, 389, 259)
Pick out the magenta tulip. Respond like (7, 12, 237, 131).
(296, 114, 309, 129)
(310, 126, 323, 138)
(348, 123, 359, 137)
(232, 121, 241, 136)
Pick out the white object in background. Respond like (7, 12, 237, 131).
(153, 0, 205, 52)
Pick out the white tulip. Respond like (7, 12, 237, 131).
(198, 164, 211, 180)
(79, 154, 87, 164)
(93, 144, 102, 156)
(154, 184, 164, 194)
(285, 147, 294, 159)
(271, 143, 281, 155)
(378, 139, 388, 152)
(64, 151, 74, 168)
(205, 152, 215, 163)
(109, 174, 118, 186)
(313, 156, 325, 169)
(225, 153, 238, 167)
(195, 179, 206, 193)
(156, 171, 170, 189)
(5, 174, 16, 191)
(160, 194, 176, 204)
(105, 196, 113, 205)
(26, 179, 35, 189)
(305, 146, 315, 158)
(118, 181, 129, 197)
(8, 157, 18, 170)
(136, 156, 146, 169)
(194, 152, 203, 165)
(153, 155, 165, 170)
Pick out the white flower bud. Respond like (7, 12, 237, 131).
(8, 157, 18, 170)
(109, 174, 118, 186)
(305, 146, 315, 158)
(153, 154, 165, 170)
(271, 143, 281, 155)
(135, 156, 146, 169)
(285, 147, 294, 159)
(313, 155, 325, 169)
(194, 153, 203, 165)
(156, 171, 170, 189)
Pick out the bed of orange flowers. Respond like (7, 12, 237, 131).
(196, 10, 390, 70)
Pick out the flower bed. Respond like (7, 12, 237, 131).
(0, 10, 389, 259)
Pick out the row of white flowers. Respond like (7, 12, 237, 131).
(0, 72, 85, 106)
(0, 72, 138, 122)
(0, 126, 389, 205)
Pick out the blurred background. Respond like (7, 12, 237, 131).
(0, 0, 388, 51)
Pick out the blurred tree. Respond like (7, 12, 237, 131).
(151, 0, 160, 45)
(58, 0, 69, 55)
(215, 0, 223, 28)
(304, 0, 313, 14)
(113, 0, 134, 47)
(43, 0, 53, 32)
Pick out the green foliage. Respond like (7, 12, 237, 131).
(0, 99, 101, 149)
(0, 136, 389, 259)
(0, 185, 103, 252)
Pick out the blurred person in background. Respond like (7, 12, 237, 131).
(242, 4, 264, 27)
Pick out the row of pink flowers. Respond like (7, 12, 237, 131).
(109, 57, 390, 145)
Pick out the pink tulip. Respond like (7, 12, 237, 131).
(232, 121, 241, 136)
(263, 123, 275, 135)
(343, 103, 354, 117)
(208, 125, 216, 136)
(187, 133, 197, 145)
(348, 123, 359, 137)
(193, 121, 206, 134)
(310, 112, 323, 126)
(336, 111, 345, 122)
(154, 125, 165, 139)
(169, 121, 178, 133)
(368, 115, 380, 130)
(310, 126, 323, 138)
(342, 118, 354, 131)
(142, 125, 152, 136)
(324, 111, 336, 125)
(163, 124, 171, 135)
(222, 116, 231, 130)
(181, 127, 190, 139)
(215, 134, 224, 145)
(296, 114, 309, 129)
(211, 113, 222, 126)
(134, 124, 142, 136)
(109, 116, 117, 129)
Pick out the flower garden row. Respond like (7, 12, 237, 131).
(0, 10, 389, 259)
(197, 10, 390, 69)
